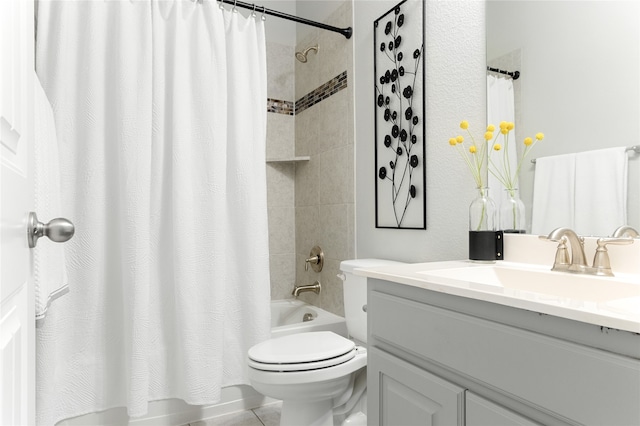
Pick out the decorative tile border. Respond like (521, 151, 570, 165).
(266, 71, 348, 116)
(295, 71, 348, 115)
(267, 98, 294, 116)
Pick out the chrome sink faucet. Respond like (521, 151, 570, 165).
(542, 227, 633, 276)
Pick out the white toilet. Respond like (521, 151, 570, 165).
(247, 259, 402, 426)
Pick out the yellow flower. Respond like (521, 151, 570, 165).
(484, 131, 493, 141)
(488, 121, 545, 193)
(486, 124, 495, 132)
(450, 120, 489, 190)
(498, 122, 514, 134)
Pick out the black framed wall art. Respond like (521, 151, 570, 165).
(374, 0, 425, 229)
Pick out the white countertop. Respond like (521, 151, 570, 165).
(356, 259, 640, 334)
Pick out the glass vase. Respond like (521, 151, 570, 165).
(469, 187, 496, 232)
(469, 187, 499, 261)
(499, 188, 526, 233)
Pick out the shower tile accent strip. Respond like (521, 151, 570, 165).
(265, 71, 348, 116)
(295, 71, 348, 115)
(267, 98, 295, 116)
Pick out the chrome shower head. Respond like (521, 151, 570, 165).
(295, 44, 319, 63)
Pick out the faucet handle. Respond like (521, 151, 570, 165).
(552, 236, 571, 271)
(591, 237, 634, 276)
(304, 246, 324, 272)
(540, 234, 571, 271)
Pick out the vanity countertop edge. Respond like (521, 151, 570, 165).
(355, 260, 640, 334)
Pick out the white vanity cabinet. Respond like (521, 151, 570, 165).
(368, 346, 464, 425)
(465, 393, 542, 426)
(367, 278, 640, 426)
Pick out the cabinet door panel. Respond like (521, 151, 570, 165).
(466, 393, 542, 426)
(368, 347, 464, 426)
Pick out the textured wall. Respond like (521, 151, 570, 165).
(355, 1, 486, 262)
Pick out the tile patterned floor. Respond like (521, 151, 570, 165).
(187, 401, 281, 426)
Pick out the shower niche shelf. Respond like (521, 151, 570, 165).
(266, 156, 310, 163)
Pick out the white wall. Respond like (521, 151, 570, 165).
(354, 1, 487, 262)
(487, 1, 640, 233)
(296, 0, 345, 42)
(255, 0, 297, 46)
(255, 0, 346, 46)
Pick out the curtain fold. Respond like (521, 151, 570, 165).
(35, 1, 270, 424)
(487, 75, 516, 207)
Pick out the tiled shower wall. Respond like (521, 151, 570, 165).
(265, 0, 354, 316)
(294, 1, 354, 316)
(265, 41, 297, 301)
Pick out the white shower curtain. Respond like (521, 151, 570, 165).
(35, 1, 270, 424)
(487, 75, 517, 208)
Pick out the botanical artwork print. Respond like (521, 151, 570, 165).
(374, 0, 425, 229)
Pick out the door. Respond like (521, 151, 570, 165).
(0, 0, 36, 424)
(368, 347, 465, 426)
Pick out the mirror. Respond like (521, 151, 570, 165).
(486, 0, 640, 236)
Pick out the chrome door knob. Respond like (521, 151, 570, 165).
(27, 212, 75, 248)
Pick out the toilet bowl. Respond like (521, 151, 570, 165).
(247, 259, 403, 426)
(248, 331, 367, 426)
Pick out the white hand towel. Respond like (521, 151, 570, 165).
(531, 153, 576, 235)
(574, 147, 627, 237)
(34, 71, 68, 326)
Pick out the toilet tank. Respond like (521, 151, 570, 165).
(340, 259, 404, 344)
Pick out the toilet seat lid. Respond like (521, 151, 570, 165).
(248, 348, 356, 372)
(248, 331, 355, 365)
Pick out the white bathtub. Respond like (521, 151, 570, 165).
(58, 299, 347, 426)
(271, 299, 348, 338)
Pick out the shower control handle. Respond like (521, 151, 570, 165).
(304, 246, 324, 272)
(28, 212, 75, 248)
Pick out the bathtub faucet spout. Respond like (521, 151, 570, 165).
(292, 281, 321, 297)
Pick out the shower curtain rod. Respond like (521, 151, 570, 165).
(487, 66, 520, 80)
(213, 0, 353, 39)
(530, 145, 640, 163)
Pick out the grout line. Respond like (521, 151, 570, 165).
(251, 409, 266, 426)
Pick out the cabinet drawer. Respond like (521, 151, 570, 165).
(369, 289, 640, 425)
